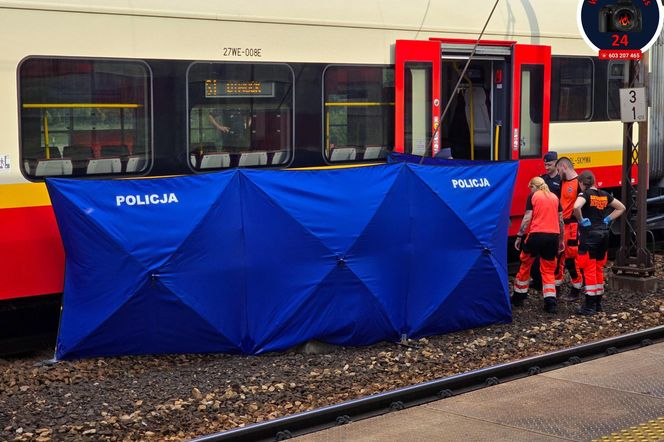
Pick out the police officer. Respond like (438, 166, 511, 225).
(542, 151, 561, 198)
(573, 170, 625, 315)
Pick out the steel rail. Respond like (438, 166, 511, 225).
(192, 324, 664, 442)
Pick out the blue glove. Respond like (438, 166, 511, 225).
(580, 218, 591, 227)
(603, 215, 612, 225)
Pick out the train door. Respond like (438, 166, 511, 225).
(394, 40, 441, 157)
(394, 39, 550, 162)
(395, 39, 551, 232)
(510, 43, 552, 217)
(435, 40, 511, 161)
(396, 39, 514, 160)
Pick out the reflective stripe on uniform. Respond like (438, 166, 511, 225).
(514, 279, 530, 293)
(543, 284, 557, 298)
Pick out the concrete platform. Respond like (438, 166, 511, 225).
(297, 342, 664, 441)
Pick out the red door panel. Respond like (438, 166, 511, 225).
(510, 44, 552, 228)
(394, 40, 441, 156)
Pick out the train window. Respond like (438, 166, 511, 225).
(550, 57, 593, 121)
(323, 66, 394, 162)
(607, 61, 629, 120)
(519, 65, 544, 158)
(404, 63, 431, 157)
(187, 63, 293, 169)
(19, 58, 151, 179)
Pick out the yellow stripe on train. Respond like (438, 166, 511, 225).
(563, 150, 622, 168)
(0, 183, 50, 209)
(0, 151, 622, 210)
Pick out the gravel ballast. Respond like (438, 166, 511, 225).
(2, 257, 663, 441)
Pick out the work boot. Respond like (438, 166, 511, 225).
(595, 295, 604, 313)
(543, 297, 557, 314)
(576, 295, 597, 316)
(561, 286, 581, 302)
(510, 292, 527, 307)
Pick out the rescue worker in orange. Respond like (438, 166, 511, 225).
(530, 151, 562, 291)
(573, 170, 625, 315)
(511, 177, 565, 313)
(555, 157, 584, 300)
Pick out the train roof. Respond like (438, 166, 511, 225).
(0, 0, 584, 40)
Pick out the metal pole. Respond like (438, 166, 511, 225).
(612, 57, 656, 289)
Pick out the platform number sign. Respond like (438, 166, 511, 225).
(619, 87, 647, 123)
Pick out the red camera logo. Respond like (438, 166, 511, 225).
(578, 0, 662, 60)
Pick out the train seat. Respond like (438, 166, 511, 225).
(86, 158, 122, 175)
(35, 159, 73, 177)
(199, 152, 231, 169)
(63, 145, 93, 160)
(271, 150, 288, 165)
(126, 156, 147, 173)
(101, 144, 129, 158)
(238, 151, 268, 167)
(330, 147, 357, 161)
(42, 146, 62, 159)
(463, 87, 491, 149)
(363, 146, 387, 160)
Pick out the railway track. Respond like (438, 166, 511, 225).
(192, 325, 664, 442)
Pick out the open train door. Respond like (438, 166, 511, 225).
(510, 44, 551, 223)
(395, 39, 551, 233)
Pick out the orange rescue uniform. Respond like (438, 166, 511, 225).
(513, 191, 562, 299)
(556, 178, 583, 289)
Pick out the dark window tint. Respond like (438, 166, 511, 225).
(19, 58, 151, 178)
(404, 63, 431, 157)
(519, 64, 543, 158)
(550, 57, 593, 121)
(188, 63, 293, 169)
(607, 61, 628, 120)
(323, 66, 394, 162)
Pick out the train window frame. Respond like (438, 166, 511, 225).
(321, 64, 395, 164)
(518, 64, 544, 159)
(17, 56, 154, 181)
(185, 62, 295, 171)
(550, 56, 594, 122)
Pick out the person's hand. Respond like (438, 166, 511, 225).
(558, 240, 565, 254)
(514, 236, 522, 251)
(220, 125, 230, 134)
(580, 218, 591, 227)
(603, 215, 612, 225)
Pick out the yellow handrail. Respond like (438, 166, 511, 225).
(324, 102, 394, 107)
(43, 112, 50, 160)
(325, 110, 330, 157)
(494, 123, 501, 161)
(23, 103, 143, 109)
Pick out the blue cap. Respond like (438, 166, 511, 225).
(543, 151, 558, 162)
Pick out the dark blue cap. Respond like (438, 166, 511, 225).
(543, 151, 558, 162)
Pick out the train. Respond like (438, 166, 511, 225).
(1, 0, 662, 309)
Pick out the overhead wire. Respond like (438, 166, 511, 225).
(420, 0, 501, 163)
